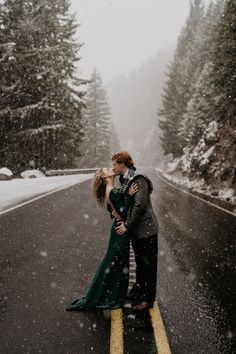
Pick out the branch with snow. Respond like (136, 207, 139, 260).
(17, 124, 65, 137)
(0, 97, 57, 118)
(0, 81, 20, 92)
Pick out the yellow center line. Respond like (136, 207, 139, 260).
(150, 302, 172, 354)
(110, 309, 124, 354)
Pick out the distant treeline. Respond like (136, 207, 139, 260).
(107, 48, 172, 166)
(0, 0, 113, 173)
(159, 0, 236, 188)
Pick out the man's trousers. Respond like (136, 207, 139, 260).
(130, 233, 158, 303)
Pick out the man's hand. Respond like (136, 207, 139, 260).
(115, 221, 128, 235)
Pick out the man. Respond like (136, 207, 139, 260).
(112, 151, 158, 311)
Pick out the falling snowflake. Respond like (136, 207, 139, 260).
(167, 266, 173, 272)
(226, 331, 233, 339)
(40, 251, 47, 257)
(122, 267, 129, 274)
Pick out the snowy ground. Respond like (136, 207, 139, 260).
(0, 174, 94, 212)
(157, 168, 236, 206)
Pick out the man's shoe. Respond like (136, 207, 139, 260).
(132, 301, 153, 311)
(131, 300, 140, 307)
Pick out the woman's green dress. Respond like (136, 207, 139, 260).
(66, 188, 133, 310)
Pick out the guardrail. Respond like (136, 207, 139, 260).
(45, 168, 98, 176)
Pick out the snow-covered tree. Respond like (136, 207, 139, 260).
(202, 0, 236, 186)
(179, 63, 215, 146)
(79, 70, 112, 167)
(210, 0, 236, 125)
(178, 0, 235, 189)
(178, 0, 225, 148)
(158, 60, 181, 157)
(0, 0, 84, 172)
(159, 0, 205, 157)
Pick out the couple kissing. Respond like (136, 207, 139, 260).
(66, 151, 158, 312)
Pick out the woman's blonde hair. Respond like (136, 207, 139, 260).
(92, 168, 107, 205)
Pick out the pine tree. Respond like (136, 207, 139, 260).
(178, 0, 224, 147)
(159, 0, 204, 157)
(79, 70, 112, 167)
(179, 63, 215, 147)
(203, 0, 236, 186)
(178, 0, 236, 188)
(158, 62, 181, 156)
(0, 0, 84, 172)
(210, 0, 236, 125)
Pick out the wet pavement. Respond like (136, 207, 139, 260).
(0, 172, 235, 353)
(149, 169, 236, 354)
(0, 180, 111, 353)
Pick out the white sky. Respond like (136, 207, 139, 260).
(70, 0, 210, 82)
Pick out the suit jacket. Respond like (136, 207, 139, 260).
(124, 173, 159, 239)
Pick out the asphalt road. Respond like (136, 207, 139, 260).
(0, 180, 112, 354)
(0, 172, 235, 354)
(150, 170, 236, 354)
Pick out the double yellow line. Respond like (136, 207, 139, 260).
(110, 302, 171, 354)
(150, 303, 172, 354)
(110, 309, 124, 354)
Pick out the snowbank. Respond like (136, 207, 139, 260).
(0, 174, 94, 212)
(0, 167, 13, 180)
(157, 168, 236, 206)
(20, 169, 45, 178)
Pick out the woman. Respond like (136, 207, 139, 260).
(66, 167, 138, 311)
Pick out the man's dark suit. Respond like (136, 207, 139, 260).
(121, 169, 158, 304)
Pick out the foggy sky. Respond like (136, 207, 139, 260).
(70, 0, 210, 83)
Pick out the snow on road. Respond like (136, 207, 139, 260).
(0, 174, 94, 212)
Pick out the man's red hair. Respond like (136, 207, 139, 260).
(112, 151, 134, 168)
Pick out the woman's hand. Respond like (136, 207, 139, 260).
(128, 182, 138, 196)
(112, 208, 122, 221)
